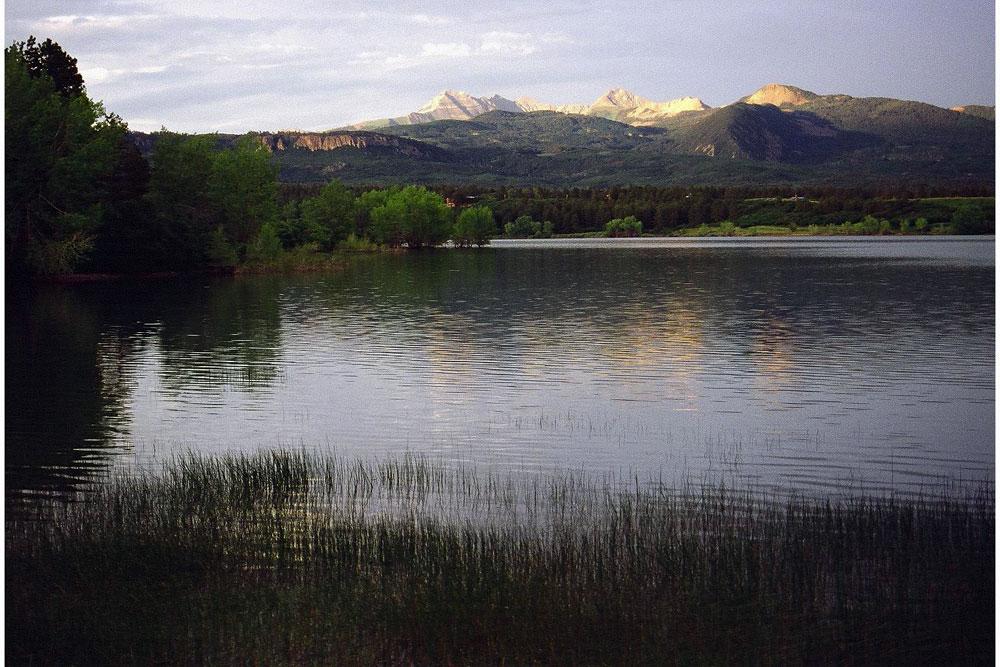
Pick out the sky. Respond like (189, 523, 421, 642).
(5, 0, 996, 133)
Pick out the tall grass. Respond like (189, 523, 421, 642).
(7, 451, 994, 665)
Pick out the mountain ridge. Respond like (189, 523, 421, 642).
(131, 82, 994, 188)
(345, 83, 993, 132)
(345, 87, 714, 129)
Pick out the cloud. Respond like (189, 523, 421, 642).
(476, 30, 574, 57)
(479, 31, 537, 56)
(407, 14, 452, 26)
(349, 41, 472, 72)
(420, 42, 471, 58)
(32, 13, 161, 32)
(540, 32, 574, 45)
(348, 50, 411, 70)
(81, 64, 167, 84)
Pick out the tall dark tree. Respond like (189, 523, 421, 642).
(6, 38, 126, 274)
(17, 36, 85, 97)
(88, 138, 155, 272)
(144, 133, 220, 268)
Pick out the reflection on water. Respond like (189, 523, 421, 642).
(6, 238, 994, 499)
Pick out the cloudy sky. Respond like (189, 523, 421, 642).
(6, 0, 995, 132)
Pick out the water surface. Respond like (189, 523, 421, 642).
(7, 237, 994, 498)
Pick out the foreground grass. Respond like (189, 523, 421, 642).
(7, 452, 994, 665)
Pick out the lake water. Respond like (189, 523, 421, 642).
(6, 237, 994, 499)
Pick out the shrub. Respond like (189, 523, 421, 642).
(604, 215, 643, 237)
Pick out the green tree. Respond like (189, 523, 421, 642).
(209, 136, 278, 255)
(299, 179, 355, 249)
(370, 186, 451, 248)
(859, 215, 881, 235)
(247, 222, 283, 263)
(504, 215, 542, 238)
(951, 204, 992, 235)
(86, 145, 155, 272)
(205, 225, 237, 267)
(6, 39, 127, 274)
(604, 215, 643, 237)
(276, 200, 326, 249)
(145, 133, 219, 268)
(18, 36, 84, 97)
(453, 206, 497, 247)
(355, 188, 394, 239)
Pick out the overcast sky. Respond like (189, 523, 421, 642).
(6, 0, 995, 132)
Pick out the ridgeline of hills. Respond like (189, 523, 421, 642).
(135, 83, 995, 187)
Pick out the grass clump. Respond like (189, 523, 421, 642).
(7, 451, 994, 665)
(337, 233, 381, 253)
(237, 243, 345, 274)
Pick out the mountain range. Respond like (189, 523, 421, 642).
(345, 87, 711, 129)
(135, 83, 995, 187)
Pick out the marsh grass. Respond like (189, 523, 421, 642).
(7, 451, 994, 665)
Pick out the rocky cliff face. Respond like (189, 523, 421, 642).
(255, 131, 446, 159)
(514, 97, 589, 115)
(127, 129, 448, 162)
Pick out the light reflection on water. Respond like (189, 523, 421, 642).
(6, 237, 994, 499)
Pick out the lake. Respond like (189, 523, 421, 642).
(6, 237, 994, 499)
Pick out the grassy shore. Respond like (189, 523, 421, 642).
(7, 452, 994, 665)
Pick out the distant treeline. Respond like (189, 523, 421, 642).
(283, 183, 995, 236)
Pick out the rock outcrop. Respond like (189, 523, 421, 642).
(255, 131, 446, 159)
(514, 97, 589, 115)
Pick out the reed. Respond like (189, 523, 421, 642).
(7, 451, 994, 665)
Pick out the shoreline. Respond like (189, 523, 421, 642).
(24, 234, 994, 283)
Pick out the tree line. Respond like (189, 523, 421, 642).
(282, 182, 995, 236)
(430, 185, 994, 235)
